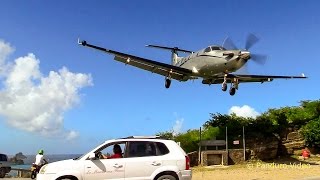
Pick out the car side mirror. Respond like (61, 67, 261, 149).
(88, 152, 96, 160)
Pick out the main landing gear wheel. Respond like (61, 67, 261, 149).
(165, 78, 171, 88)
(229, 87, 236, 96)
(222, 83, 227, 91)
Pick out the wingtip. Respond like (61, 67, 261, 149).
(77, 38, 87, 46)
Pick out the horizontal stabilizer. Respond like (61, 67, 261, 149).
(146, 44, 194, 54)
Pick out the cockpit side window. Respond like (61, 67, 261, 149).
(204, 47, 211, 52)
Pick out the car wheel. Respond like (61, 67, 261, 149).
(0, 168, 5, 178)
(31, 170, 37, 179)
(156, 174, 176, 180)
(56, 176, 77, 180)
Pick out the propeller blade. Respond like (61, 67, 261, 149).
(245, 33, 260, 50)
(250, 53, 267, 65)
(223, 37, 238, 50)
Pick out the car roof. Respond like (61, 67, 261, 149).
(103, 136, 171, 143)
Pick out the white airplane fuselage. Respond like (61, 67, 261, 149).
(177, 49, 247, 77)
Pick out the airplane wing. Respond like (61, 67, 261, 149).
(202, 73, 307, 84)
(79, 40, 193, 81)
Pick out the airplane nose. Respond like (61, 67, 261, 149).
(240, 51, 250, 60)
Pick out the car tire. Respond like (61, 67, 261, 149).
(156, 174, 176, 180)
(56, 176, 77, 180)
(31, 170, 37, 179)
(0, 168, 5, 178)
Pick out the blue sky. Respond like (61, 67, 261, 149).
(0, 0, 319, 154)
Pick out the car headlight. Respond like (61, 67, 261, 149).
(39, 164, 48, 174)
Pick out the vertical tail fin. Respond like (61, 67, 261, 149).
(171, 49, 179, 65)
(145, 45, 193, 65)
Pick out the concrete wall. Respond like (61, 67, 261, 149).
(201, 150, 228, 166)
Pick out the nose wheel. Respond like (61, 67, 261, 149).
(165, 78, 171, 88)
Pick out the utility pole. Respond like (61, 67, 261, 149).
(198, 127, 202, 165)
(226, 126, 228, 152)
(243, 126, 246, 161)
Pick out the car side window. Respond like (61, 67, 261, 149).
(97, 142, 126, 159)
(156, 142, 169, 155)
(128, 141, 156, 157)
(127, 141, 169, 157)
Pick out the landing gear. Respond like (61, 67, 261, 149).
(222, 83, 227, 91)
(165, 77, 171, 88)
(229, 78, 239, 96)
(221, 75, 239, 96)
(222, 74, 228, 91)
(229, 87, 236, 96)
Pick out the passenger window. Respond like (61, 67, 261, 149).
(156, 142, 169, 155)
(127, 141, 170, 157)
(128, 141, 157, 157)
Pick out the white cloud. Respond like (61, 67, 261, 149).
(0, 40, 92, 140)
(66, 130, 80, 141)
(0, 40, 14, 75)
(228, 105, 260, 118)
(172, 113, 184, 136)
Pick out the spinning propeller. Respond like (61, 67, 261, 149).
(223, 33, 267, 65)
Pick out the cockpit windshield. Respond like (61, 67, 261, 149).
(211, 46, 226, 50)
(204, 46, 226, 52)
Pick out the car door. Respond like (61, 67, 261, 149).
(124, 141, 167, 180)
(84, 158, 125, 180)
(84, 142, 126, 180)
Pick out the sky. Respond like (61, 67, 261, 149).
(0, 0, 319, 155)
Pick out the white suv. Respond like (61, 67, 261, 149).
(37, 136, 192, 180)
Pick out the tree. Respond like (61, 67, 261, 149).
(301, 117, 320, 147)
(156, 130, 174, 140)
(157, 99, 320, 151)
(204, 113, 254, 139)
(175, 129, 200, 153)
(202, 126, 220, 140)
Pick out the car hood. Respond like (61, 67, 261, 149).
(42, 159, 79, 174)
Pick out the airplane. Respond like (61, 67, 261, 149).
(78, 34, 306, 96)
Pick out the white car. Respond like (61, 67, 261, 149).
(37, 136, 192, 180)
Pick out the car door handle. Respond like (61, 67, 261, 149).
(151, 162, 161, 166)
(113, 164, 123, 168)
